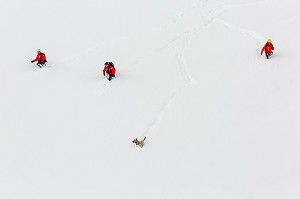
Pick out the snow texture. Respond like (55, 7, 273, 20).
(0, 0, 299, 198)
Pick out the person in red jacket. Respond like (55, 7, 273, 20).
(103, 62, 116, 81)
(261, 39, 274, 59)
(31, 49, 47, 67)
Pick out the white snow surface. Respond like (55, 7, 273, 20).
(1, 0, 300, 198)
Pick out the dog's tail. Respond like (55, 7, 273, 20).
(143, 136, 146, 142)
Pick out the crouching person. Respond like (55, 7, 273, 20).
(103, 62, 116, 81)
(31, 49, 47, 68)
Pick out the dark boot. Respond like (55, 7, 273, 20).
(38, 60, 47, 67)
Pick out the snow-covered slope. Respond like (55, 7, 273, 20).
(0, 0, 299, 198)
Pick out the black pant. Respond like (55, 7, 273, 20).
(108, 74, 115, 81)
(38, 60, 47, 65)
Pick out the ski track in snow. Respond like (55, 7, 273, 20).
(36, 0, 287, 143)
(100, 0, 267, 142)
(142, 34, 198, 138)
(215, 18, 263, 45)
(142, 90, 179, 138)
(51, 0, 268, 68)
(128, 0, 272, 139)
(124, 33, 183, 72)
(267, 14, 300, 29)
(51, 47, 97, 67)
(176, 34, 198, 85)
(2, 1, 300, 198)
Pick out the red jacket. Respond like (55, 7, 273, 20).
(32, 52, 47, 63)
(103, 64, 116, 75)
(261, 43, 274, 54)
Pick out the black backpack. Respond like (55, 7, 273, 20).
(40, 53, 46, 60)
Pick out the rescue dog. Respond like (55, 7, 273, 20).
(132, 137, 146, 148)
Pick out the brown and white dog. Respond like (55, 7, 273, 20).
(132, 137, 146, 148)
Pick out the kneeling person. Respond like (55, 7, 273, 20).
(31, 49, 47, 67)
(103, 62, 116, 81)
